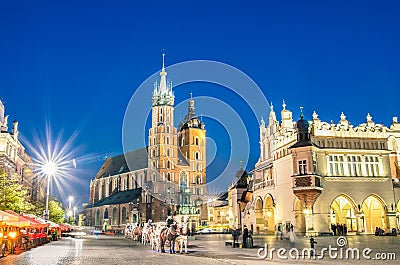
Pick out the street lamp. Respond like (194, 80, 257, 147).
(68, 196, 73, 210)
(42, 161, 57, 220)
(73, 207, 77, 224)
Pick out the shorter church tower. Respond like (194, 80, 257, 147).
(178, 94, 206, 204)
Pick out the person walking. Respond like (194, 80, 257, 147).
(288, 227, 296, 249)
(277, 224, 283, 240)
(242, 225, 249, 248)
(310, 237, 317, 257)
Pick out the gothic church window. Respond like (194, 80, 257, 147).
(179, 171, 188, 191)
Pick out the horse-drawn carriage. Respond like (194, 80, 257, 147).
(128, 219, 189, 254)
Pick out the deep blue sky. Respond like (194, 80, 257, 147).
(1, 0, 399, 209)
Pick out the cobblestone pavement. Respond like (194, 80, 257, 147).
(0, 234, 398, 265)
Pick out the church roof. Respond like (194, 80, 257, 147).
(177, 149, 190, 166)
(87, 188, 142, 208)
(231, 168, 249, 189)
(94, 147, 148, 179)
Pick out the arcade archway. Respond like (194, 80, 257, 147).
(264, 196, 275, 232)
(362, 195, 387, 234)
(254, 197, 263, 234)
(330, 195, 357, 232)
(293, 198, 306, 233)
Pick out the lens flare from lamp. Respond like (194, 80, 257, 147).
(42, 161, 58, 176)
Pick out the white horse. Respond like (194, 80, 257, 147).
(150, 226, 160, 251)
(142, 224, 151, 245)
(175, 223, 188, 254)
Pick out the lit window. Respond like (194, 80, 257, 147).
(298, 160, 307, 175)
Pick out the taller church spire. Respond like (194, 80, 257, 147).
(152, 52, 174, 106)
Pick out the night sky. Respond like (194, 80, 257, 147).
(1, 0, 399, 209)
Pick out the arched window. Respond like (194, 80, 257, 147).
(121, 207, 127, 224)
(166, 137, 169, 145)
(195, 137, 199, 145)
(104, 208, 109, 219)
(179, 171, 188, 191)
(166, 148, 170, 156)
(195, 152, 200, 160)
(181, 138, 185, 146)
(167, 160, 171, 169)
(96, 209, 100, 225)
(112, 207, 117, 225)
(167, 173, 171, 181)
(196, 176, 201, 184)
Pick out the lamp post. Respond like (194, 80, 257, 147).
(68, 196, 73, 223)
(42, 161, 57, 221)
(68, 196, 73, 211)
(73, 207, 77, 224)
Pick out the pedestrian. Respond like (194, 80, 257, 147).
(331, 223, 336, 236)
(166, 216, 173, 228)
(242, 225, 248, 248)
(343, 224, 347, 235)
(310, 237, 317, 257)
(338, 224, 342, 235)
(277, 224, 283, 240)
(247, 230, 253, 248)
(288, 227, 296, 249)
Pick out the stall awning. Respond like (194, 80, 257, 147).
(19, 213, 49, 228)
(0, 210, 31, 227)
(36, 217, 59, 228)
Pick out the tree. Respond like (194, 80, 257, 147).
(28, 199, 65, 224)
(0, 168, 34, 212)
(48, 200, 65, 224)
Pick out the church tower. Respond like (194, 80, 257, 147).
(148, 53, 179, 188)
(178, 94, 207, 203)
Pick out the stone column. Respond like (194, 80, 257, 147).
(356, 212, 364, 234)
(361, 155, 368, 176)
(326, 155, 331, 176)
(386, 212, 397, 231)
(343, 155, 349, 176)
(378, 156, 384, 176)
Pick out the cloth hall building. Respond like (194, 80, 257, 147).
(241, 101, 400, 235)
(85, 56, 207, 231)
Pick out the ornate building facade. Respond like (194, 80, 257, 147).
(0, 100, 44, 202)
(243, 101, 400, 235)
(86, 56, 207, 230)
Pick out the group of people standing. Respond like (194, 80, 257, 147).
(331, 223, 347, 236)
(276, 224, 297, 248)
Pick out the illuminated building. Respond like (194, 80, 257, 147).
(244, 101, 400, 235)
(86, 55, 207, 230)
